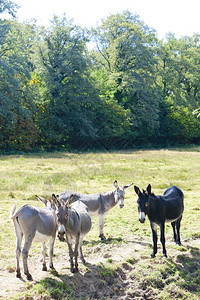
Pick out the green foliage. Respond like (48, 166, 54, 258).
(1, 10, 200, 152)
(0, 0, 18, 17)
(91, 11, 161, 138)
(34, 16, 100, 147)
(0, 19, 40, 151)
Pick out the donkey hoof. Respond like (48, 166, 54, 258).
(99, 234, 106, 240)
(42, 265, 47, 271)
(26, 273, 33, 281)
(150, 253, 156, 258)
(16, 272, 21, 278)
(71, 268, 75, 273)
(163, 254, 167, 258)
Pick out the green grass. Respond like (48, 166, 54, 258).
(27, 278, 75, 299)
(0, 148, 200, 299)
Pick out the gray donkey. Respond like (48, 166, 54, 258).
(59, 180, 133, 240)
(53, 194, 92, 273)
(10, 196, 57, 280)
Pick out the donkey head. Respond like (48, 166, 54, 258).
(134, 184, 151, 223)
(52, 194, 74, 241)
(114, 180, 133, 208)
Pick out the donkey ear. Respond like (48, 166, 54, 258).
(66, 195, 74, 207)
(114, 180, 118, 189)
(47, 199, 53, 208)
(134, 186, 141, 195)
(124, 183, 133, 189)
(36, 195, 47, 205)
(52, 194, 57, 201)
(52, 194, 61, 207)
(146, 184, 151, 195)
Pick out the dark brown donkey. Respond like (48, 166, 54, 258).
(134, 184, 184, 258)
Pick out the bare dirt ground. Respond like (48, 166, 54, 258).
(0, 238, 157, 300)
(0, 238, 199, 300)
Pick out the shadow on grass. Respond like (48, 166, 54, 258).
(142, 245, 200, 297)
(175, 245, 200, 294)
(32, 260, 129, 300)
(31, 243, 200, 299)
(83, 236, 123, 246)
(31, 238, 150, 299)
(83, 236, 150, 247)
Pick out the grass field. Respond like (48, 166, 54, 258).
(0, 148, 200, 299)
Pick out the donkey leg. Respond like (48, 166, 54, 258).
(150, 222, 157, 258)
(42, 242, 47, 271)
(99, 214, 106, 240)
(15, 232, 23, 278)
(22, 237, 33, 280)
(66, 238, 75, 273)
(74, 234, 80, 272)
(13, 218, 23, 278)
(171, 221, 177, 243)
(49, 237, 55, 270)
(160, 223, 167, 257)
(79, 237, 85, 264)
(176, 217, 182, 245)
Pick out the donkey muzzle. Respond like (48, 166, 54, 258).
(58, 224, 65, 241)
(57, 232, 65, 241)
(139, 212, 146, 223)
(58, 224, 65, 233)
(118, 199, 124, 208)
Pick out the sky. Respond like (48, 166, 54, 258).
(12, 0, 200, 39)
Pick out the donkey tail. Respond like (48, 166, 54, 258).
(10, 204, 17, 219)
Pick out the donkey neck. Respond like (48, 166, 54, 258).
(65, 207, 80, 231)
(148, 196, 165, 223)
(102, 190, 116, 211)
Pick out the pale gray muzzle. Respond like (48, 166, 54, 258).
(139, 212, 146, 223)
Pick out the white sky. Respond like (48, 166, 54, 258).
(13, 0, 200, 39)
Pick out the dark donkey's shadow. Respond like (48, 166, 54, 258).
(166, 245, 200, 294)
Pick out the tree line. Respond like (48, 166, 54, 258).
(1, 1, 200, 152)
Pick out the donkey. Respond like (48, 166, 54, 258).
(59, 180, 133, 240)
(53, 194, 92, 273)
(10, 196, 57, 280)
(134, 184, 184, 258)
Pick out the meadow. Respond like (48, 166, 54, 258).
(0, 148, 200, 299)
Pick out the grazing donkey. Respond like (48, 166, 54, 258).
(134, 184, 184, 258)
(59, 180, 133, 240)
(53, 194, 92, 273)
(10, 196, 57, 280)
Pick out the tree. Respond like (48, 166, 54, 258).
(0, 18, 40, 151)
(34, 16, 101, 148)
(157, 34, 200, 143)
(0, 0, 18, 17)
(91, 11, 161, 140)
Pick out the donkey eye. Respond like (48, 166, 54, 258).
(145, 202, 148, 207)
(64, 214, 68, 220)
